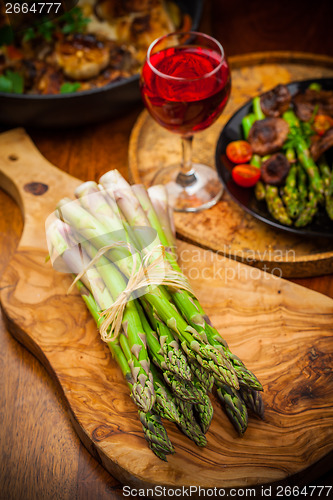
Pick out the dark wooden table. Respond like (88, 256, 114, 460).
(1, 1, 333, 499)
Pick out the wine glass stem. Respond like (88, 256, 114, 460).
(176, 135, 197, 187)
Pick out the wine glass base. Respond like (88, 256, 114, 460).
(151, 163, 223, 212)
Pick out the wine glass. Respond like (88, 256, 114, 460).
(140, 31, 231, 212)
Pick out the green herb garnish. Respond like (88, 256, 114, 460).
(0, 70, 24, 94)
(22, 27, 36, 43)
(36, 20, 56, 42)
(21, 19, 55, 42)
(60, 82, 81, 94)
(0, 75, 12, 93)
(308, 82, 322, 92)
(60, 7, 90, 35)
(21, 6, 90, 43)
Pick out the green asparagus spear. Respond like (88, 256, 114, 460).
(281, 163, 301, 218)
(283, 110, 323, 195)
(295, 187, 319, 227)
(297, 164, 308, 213)
(74, 181, 124, 232)
(265, 185, 292, 226)
(151, 362, 213, 438)
(253, 96, 265, 120)
(99, 171, 157, 256)
(149, 363, 181, 424)
(162, 369, 202, 403)
(328, 166, 333, 198)
(254, 181, 266, 201)
(139, 410, 175, 460)
(249, 154, 265, 201)
(192, 378, 214, 434)
(140, 299, 192, 381)
(285, 147, 296, 164)
(145, 336, 200, 402)
(133, 183, 176, 257)
(137, 300, 202, 403)
(216, 383, 248, 435)
(318, 157, 333, 220)
(74, 180, 144, 253)
(239, 385, 265, 419)
(250, 154, 262, 168)
(326, 170, 333, 220)
(319, 157, 331, 196)
(136, 299, 192, 381)
(296, 142, 323, 196)
(242, 113, 256, 139)
(189, 359, 214, 392)
(175, 399, 207, 447)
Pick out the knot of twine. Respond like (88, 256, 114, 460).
(69, 242, 193, 342)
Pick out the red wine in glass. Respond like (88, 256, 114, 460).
(140, 32, 231, 212)
(141, 45, 231, 136)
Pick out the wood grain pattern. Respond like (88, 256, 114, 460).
(0, 128, 333, 491)
(128, 52, 333, 278)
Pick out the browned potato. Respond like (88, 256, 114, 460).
(55, 34, 110, 80)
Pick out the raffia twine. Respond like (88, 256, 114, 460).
(68, 242, 193, 343)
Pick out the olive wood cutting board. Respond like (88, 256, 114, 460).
(0, 128, 333, 492)
(128, 51, 333, 278)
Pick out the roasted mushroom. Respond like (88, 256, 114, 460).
(260, 84, 291, 117)
(261, 153, 290, 186)
(248, 117, 289, 156)
(55, 34, 110, 80)
(293, 89, 333, 121)
(310, 128, 333, 162)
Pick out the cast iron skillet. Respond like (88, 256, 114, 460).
(0, 0, 203, 128)
(215, 78, 333, 238)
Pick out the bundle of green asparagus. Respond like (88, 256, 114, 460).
(46, 171, 263, 460)
(240, 84, 333, 228)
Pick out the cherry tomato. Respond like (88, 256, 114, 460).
(226, 140, 252, 164)
(232, 164, 261, 188)
(313, 114, 333, 136)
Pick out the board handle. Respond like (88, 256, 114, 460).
(0, 128, 80, 251)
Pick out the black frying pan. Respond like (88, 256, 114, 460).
(0, 0, 203, 128)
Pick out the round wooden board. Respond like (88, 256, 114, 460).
(128, 52, 333, 278)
